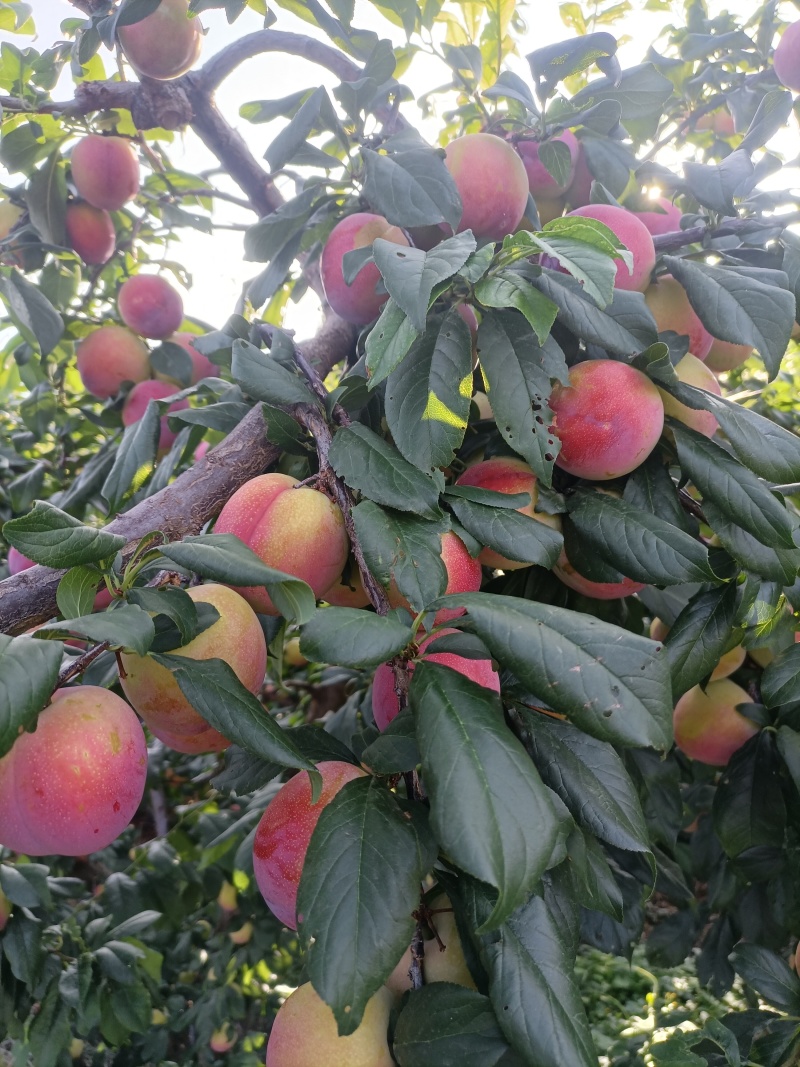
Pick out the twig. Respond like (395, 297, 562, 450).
(57, 641, 111, 687)
(652, 212, 800, 254)
(409, 921, 425, 989)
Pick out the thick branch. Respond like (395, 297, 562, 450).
(0, 314, 356, 636)
(199, 30, 361, 91)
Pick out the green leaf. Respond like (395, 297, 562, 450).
(328, 423, 443, 520)
(704, 501, 800, 583)
(570, 61, 672, 122)
(149, 341, 194, 388)
(36, 604, 155, 656)
(359, 708, 420, 774)
(231, 338, 317, 407)
(672, 423, 796, 550)
(25, 150, 66, 246)
(57, 565, 103, 620)
(301, 607, 414, 668)
(362, 146, 462, 231)
(532, 271, 650, 356)
(352, 500, 447, 614)
(0, 271, 63, 355)
(740, 89, 794, 154)
(244, 186, 322, 262)
(477, 309, 567, 487)
(102, 401, 161, 512)
(473, 268, 558, 344)
(444, 491, 563, 569)
(520, 713, 651, 855)
(510, 228, 620, 308)
(663, 585, 742, 700)
(566, 489, 720, 585)
(528, 31, 617, 90)
(127, 586, 204, 648)
(730, 943, 800, 1015)
(3, 501, 126, 568)
(682, 150, 754, 215)
(664, 258, 795, 380)
(713, 732, 784, 858)
(159, 534, 315, 624)
(154, 654, 314, 771)
(364, 298, 420, 387)
(264, 86, 330, 171)
(0, 635, 63, 758)
(435, 593, 672, 749)
(393, 985, 512, 1067)
(761, 642, 800, 707)
(298, 777, 430, 1035)
(411, 663, 559, 931)
(373, 233, 476, 332)
(385, 308, 473, 471)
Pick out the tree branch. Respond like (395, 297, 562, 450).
(651, 212, 800, 254)
(198, 30, 362, 91)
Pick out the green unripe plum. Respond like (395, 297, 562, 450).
(673, 679, 758, 766)
(0, 686, 147, 855)
(705, 337, 753, 372)
(658, 353, 721, 438)
(122, 379, 190, 451)
(65, 201, 115, 264)
(120, 584, 267, 753)
(632, 196, 683, 237)
(566, 204, 656, 291)
(386, 530, 482, 623)
(455, 456, 562, 569)
(517, 129, 579, 197)
(372, 628, 499, 731)
(266, 982, 394, 1067)
(71, 135, 140, 211)
(775, 20, 800, 91)
(253, 761, 366, 928)
(320, 212, 409, 324)
(644, 274, 713, 360)
(209, 1024, 237, 1054)
(554, 548, 645, 600)
(76, 324, 150, 399)
(444, 133, 529, 241)
(550, 360, 664, 480)
(118, 0, 202, 80)
(118, 274, 184, 339)
(214, 473, 350, 615)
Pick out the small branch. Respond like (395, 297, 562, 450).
(409, 921, 425, 990)
(57, 641, 111, 687)
(652, 212, 800, 254)
(679, 488, 708, 525)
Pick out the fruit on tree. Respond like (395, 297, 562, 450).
(388, 893, 476, 994)
(455, 456, 562, 569)
(118, 0, 202, 81)
(70, 135, 140, 211)
(209, 1025, 237, 1054)
(284, 636, 308, 668)
(774, 20, 800, 91)
(650, 618, 745, 680)
(65, 201, 116, 265)
(658, 353, 721, 437)
(516, 130, 579, 197)
(371, 629, 500, 731)
(750, 631, 800, 668)
(549, 360, 665, 480)
(122, 380, 190, 451)
(632, 196, 683, 237)
(533, 195, 567, 225)
(217, 880, 238, 912)
(0, 686, 147, 855)
(214, 473, 350, 614)
(386, 530, 482, 623)
(228, 921, 253, 945)
(166, 332, 217, 383)
(120, 584, 267, 753)
(76, 324, 150, 399)
(325, 566, 370, 608)
(673, 679, 758, 765)
(118, 274, 184, 339)
(644, 274, 713, 360)
(253, 761, 366, 928)
(566, 204, 656, 291)
(444, 132, 529, 241)
(266, 982, 394, 1067)
(320, 212, 409, 325)
(554, 548, 645, 600)
(7, 547, 34, 575)
(705, 337, 753, 372)
(696, 107, 736, 136)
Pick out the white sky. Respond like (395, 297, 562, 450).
(4, 0, 793, 336)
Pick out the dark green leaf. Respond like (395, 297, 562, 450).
(37, 603, 155, 656)
(730, 943, 800, 1015)
(25, 150, 66, 246)
(102, 401, 160, 512)
(362, 147, 462, 231)
(532, 271, 650, 356)
(56, 565, 102, 621)
(360, 708, 420, 773)
(264, 86, 329, 171)
(352, 500, 447, 614)
(682, 150, 754, 215)
(411, 663, 559, 931)
(364, 298, 420, 387)
(444, 492, 562, 569)
(394, 985, 512, 1067)
(761, 643, 800, 707)
(127, 586, 203, 647)
(704, 501, 800, 583)
(231, 338, 317, 407)
(373, 233, 476, 332)
(570, 62, 673, 122)
(385, 308, 473, 471)
(435, 593, 672, 749)
(740, 89, 794, 154)
(4, 501, 125, 568)
(713, 732, 784, 858)
(473, 269, 558, 344)
(301, 607, 414, 668)
(328, 423, 443, 520)
(0, 271, 63, 355)
(154, 654, 314, 771)
(298, 777, 429, 1034)
(663, 585, 742, 700)
(0, 634, 62, 760)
